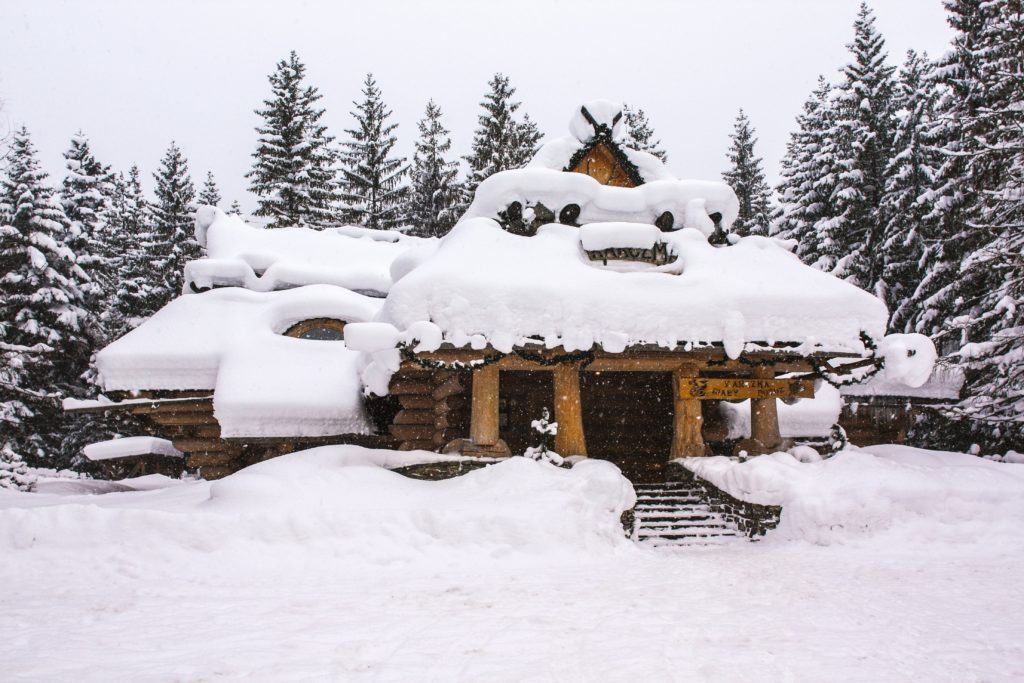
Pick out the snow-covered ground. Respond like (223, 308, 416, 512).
(2, 445, 1023, 682)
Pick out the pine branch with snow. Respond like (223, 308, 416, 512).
(406, 100, 459, 237)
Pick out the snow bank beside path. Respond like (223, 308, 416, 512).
(0, 447, 636, 560)
(682, 445, 1024, 545)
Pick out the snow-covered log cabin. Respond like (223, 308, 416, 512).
(74, 101, 936, 481)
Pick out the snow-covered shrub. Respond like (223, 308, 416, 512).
(0, 444, 36, 492)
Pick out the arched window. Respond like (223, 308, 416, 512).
(284, 318, 347, 341)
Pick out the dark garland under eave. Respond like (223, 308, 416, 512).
(562, 107, 646, 187)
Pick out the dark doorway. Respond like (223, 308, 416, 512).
(581, 371, 674, 482)
(499, 371, 555, 455)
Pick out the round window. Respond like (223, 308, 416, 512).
(284, 318, 347, 341)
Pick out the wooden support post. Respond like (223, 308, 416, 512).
(470, 364, 500, 447)
(671, 366, 706, 459)
(553, 364, 587, 457)
(739, 367, 784, 455)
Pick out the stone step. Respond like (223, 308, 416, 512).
(640, 535, 744, 548)
(638, 518, 731, 529)
(635, 495, 704, 503)
(638, 525, 744, 537)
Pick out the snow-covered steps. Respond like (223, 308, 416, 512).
(631, 482, 747, 547)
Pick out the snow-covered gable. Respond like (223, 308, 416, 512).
(189, 208, 433, 296)
(374, 102, 889, 357)
(97, 284, 380, 438)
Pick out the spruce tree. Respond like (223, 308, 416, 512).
(0, 127, 91, 465)
(247, 51, 337, 228)
(877, 51, 938, 330)
(198, 171, 222, 207)
(461, 73, 537, 208)
(622, 105, 668, 161)
(229, 199, 243, 215)
(722, 109, 774, 236)
(61, 131, 115, 301)
(826, 2, 897, 292)
(932, 0, 1024, 448)
(151, 142, 198, 303)
(107, 166, 157, 333)
(774, 76, 839, 268)
(407, 100, 459, 237)
(338, 73, 408, 230)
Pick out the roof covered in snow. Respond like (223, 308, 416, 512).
(83, 436, 183, 461)
(371, 101, 889, 358)
(97, 285, 381, 438)
(189, 209, 434, 297)
(842, 364, 965, 401)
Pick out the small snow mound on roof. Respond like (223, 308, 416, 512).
(186, 210, 432, 295)
(462, 168, 739, 232)
(842, 363, 965, 400)
(569, 99, 625, 142)
(83, 437, 183, 461)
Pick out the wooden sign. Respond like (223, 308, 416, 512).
(677, 377, 815, 401)
(585, 241, 675, 266)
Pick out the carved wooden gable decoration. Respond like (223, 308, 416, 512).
(563, 105, 646, 188)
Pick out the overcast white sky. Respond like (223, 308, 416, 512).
(1, 0, 954, 215)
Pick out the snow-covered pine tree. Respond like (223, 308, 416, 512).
(338, 73, 408, 230)
(61, 131, 115, 303)
(460, 74, 537, 210)
(406, 100, 459, 237)
(198, 171, 222, 208)
(229, 199, 242, 215)
(508, 113, 542, 170)
(247, 51, 337, 229)
(774, 76, 839, 267)
(877, 50, 938, 330)
(825, 2, 897, 292)
(151, 142, 198, 304)
(935, 0, 1024, 449)
(107, 166, 158, 333)
(622, 105, 668, 161)
(0, 442, 35, 491)
(722, 109, 774, 237)
(0, 127, 91, 465)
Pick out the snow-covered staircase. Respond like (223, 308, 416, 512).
(631, 481, 747, 547)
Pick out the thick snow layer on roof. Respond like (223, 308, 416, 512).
(83, 437, 183, 461)
(463, 168, 737, 233)
(378, 219, 889, 356)
(97, 285, 380, 438)
(720, 384, 842, 439)
(188, 209, 432, 296)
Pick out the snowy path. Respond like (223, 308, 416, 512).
(3, 539, 1021, 682)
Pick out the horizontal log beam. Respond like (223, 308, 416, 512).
(399, 395, 435, 410)
(389, 380, 434, 396)
(393, 410, 435, 425)
(389, 424, 436, 441)
(398, 439, 436, 451)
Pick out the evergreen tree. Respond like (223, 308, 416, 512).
(461, 74, 537, 208)
(877, 50, 938, 330)
(338, 73, 408, 230)
(247, 51, 337, 228)
(198, 171, 222, 207)
(61, 131, 115, 301)
(508, 113, 542, 169)
(722, 109, 774, 236)
(151, 142, 198, 304)
(406, 100, 459, 237)
(107, 166, 158, 332)
(932, 0, 1024, 448)
(0, 442, 35, 491)
(229, 199, 243, 215)
(826, 2, 897, 293)
(774, 76, 839, 267)
(0, 127, 91, 465)
(622, 105, 668, 161)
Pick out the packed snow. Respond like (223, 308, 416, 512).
(82, 436, 183, 461)
(2, 444, 1023, 681)
(188, 209, 432, 296)
(719, 382, 842, 439)
(843, 362, 965, 400)
(97, 285, 380, 437)
(375, 219, 889, 356)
